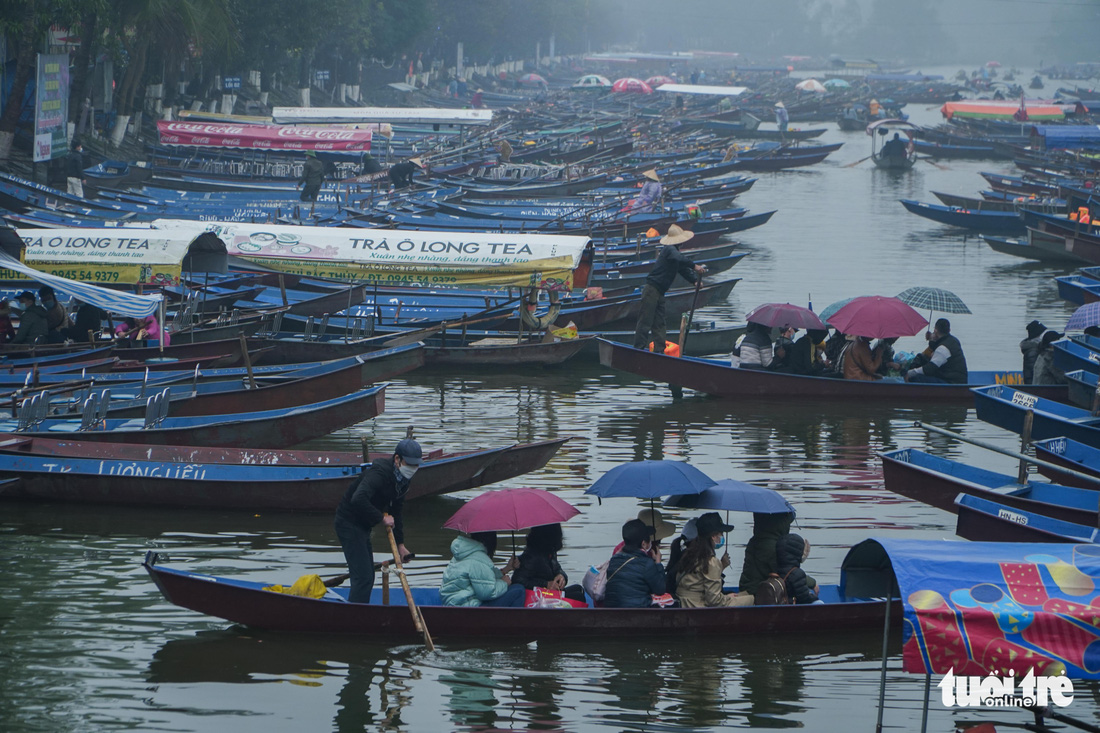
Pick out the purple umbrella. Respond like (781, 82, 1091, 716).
(745, 303, 826, 330)
(1067, 302, 1100, 331)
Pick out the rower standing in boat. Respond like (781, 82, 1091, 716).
(632, 225, 707, 355)
(774, 102, 789, 137)
(298, 150, 325, 204)
(334, 439, 422, 603)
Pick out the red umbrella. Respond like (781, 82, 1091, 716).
(645, 75, 675, 88)
(745, 302, 826, 330)
(519, 73, 547, 85)
(443, 488, 579, 534)
(826, 295, 928, 339)
(612, 77, 653, 94)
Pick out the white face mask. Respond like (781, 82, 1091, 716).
(398, 464, 418, 480)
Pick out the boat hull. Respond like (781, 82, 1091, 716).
(144, 558, 901, 639)
(599, 339, 1064, 402)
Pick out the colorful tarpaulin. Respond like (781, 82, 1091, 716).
(152, 220, 588, 290)
(157, 121, 372, 151)
(842, 538, 1100, 679)
(6, 225, 222, 286)
(940, 101, 1066, 121)
(0, 250, 162, 317)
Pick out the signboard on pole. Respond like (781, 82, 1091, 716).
(34, 53, 70, 162)
(222, 76, 242, 90)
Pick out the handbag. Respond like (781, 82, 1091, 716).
(582, 557, 634, 602)
(524, 588, 586, 609)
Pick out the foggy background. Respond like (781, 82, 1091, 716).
(589, 0, 1098, 66)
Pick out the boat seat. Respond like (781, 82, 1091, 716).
(46, 422, 83, 432)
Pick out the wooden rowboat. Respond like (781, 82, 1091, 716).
(142, 553, 899, 639)
(599, 339, 1065, 402)
(0, 436, 570, 506)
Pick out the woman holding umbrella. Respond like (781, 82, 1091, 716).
(676, 513, 753, 608)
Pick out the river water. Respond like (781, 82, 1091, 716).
(3, 77, 1098, 732)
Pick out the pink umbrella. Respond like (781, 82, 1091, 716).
(645, 75, 675, 88)
(745, 302, 826, 330)
(612, 77, 653, 94)
(519, 73, 547, 85)
(826, 295, 928, 339)
(986, 61, 1001, 68)
(443, 488, 579, 534)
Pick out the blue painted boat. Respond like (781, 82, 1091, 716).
(912, 140, 1000, 159)
(1056, 274, 1100, 305)
(0, 384, 386, 448)
(973, 384, 1100, 449)
(1065, 369, 1100, 409)
(880, 447, 1099, 525)
(1032, 437, 1100, 488)
(900, 199, 1026, 233)
(1052, 339, 1100, 375)
(979, 234, 1086, 263)
(954, 492, 1100, 543)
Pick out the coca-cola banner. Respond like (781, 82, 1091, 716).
(156, 120, 371, 151)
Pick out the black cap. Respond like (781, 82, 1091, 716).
(622, 518, 655, 545)
(1026, 320, 1046, 339)
(15, 290, 35, 302)
(395, 438, 422, 466)
(695, 512, 735, 537)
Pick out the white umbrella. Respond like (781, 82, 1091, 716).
(795, 79, 826, 93)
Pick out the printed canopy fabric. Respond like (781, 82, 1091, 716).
(0, 250, 162, 317)
(843, 538, 1100, 680)
(157, 120, 372, 151)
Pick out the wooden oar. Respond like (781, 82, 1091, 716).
(322, 555, 416, 588)
(385, 515, 435, 651)
(843, 155, 872, 168)
(915, 156, 950, 172)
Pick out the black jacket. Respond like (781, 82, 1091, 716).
(739, 512, 793, 595)
(776, 534, 816, 605)
(787, 335, 821, 375)
(389, 161, 419, 187)
(645, 245, 698, 295)
(62, 304, 104, 341)
(1020, 336, 1042, 383)
(67, 148, 85, 178)
(334, 458, 407, 544)
(604, 547, 665, 608)
(299, 157, 325, 188)
(919, 333, 968, 384)
(512, 550, 566, 589)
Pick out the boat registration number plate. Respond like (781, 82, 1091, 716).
(1011, 392, 1038, 408)
(997, 508, 1029, 526)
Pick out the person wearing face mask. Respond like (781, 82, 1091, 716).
(11, 291, 49, 345)
(38, 285, 71, 343)
(603, 519, 667, 608)
(675, 513, 754, 608)
(333, 438, 422, 603)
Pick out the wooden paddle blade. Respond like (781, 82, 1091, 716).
(324, 573, 350, 588)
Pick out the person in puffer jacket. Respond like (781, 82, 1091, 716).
(440, 532, 525, 607)
(776, 533, 822, 605)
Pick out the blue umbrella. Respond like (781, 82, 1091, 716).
(818, 295, 873, 323)
(586, 460, 716, 500)
(663, 479, 794, 514)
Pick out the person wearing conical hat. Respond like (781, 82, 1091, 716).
(632, 224, 707, 355)
(298, 149, 326, 203)
(773, 101, 789, 135)
(629, 169, 662, 214)
(388, 157, 423, 190)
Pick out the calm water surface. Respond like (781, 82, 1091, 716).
(3, 76, 1098, 732)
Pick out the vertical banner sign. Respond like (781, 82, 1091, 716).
(34, 53, 70, 162)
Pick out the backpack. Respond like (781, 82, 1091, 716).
(754, 569, 795, 606)
(581, 557, 635, 602)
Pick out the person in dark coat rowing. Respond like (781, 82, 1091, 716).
(632, 225, 707, 355)
(334, 438, 422, 603)
(604, 518, 666, 608)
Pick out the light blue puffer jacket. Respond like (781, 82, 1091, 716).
(440, 536, 509, 607)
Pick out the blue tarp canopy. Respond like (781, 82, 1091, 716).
(1031, 125, 1100, 151)
(842, 538, 1100, 680)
